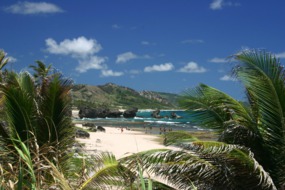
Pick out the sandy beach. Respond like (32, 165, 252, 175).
(75, 124, 168, 159)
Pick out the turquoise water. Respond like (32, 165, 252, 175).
(75, 110, 206, 132)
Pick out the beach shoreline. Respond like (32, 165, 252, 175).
(75, 124, 168, 159)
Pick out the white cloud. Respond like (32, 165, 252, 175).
(45, 36, 102, 58)
(116, 52, 138, 63)
(209, 57, 228, 63)
(210, 0, 223, 10)
(144, 63, 174, 72)
(76, 56, 107, 73)
(276, 52, 285, 59)
(7, 56, 17, 63)
(181, 39, 204, 44)
(5, 2, 63, 14)
(210, 0, 240, 10)
(220, 75, 237, 81)
(178, 62, 207, 73)
(45, 36, 108, 73)
(101, 70, 124, 77)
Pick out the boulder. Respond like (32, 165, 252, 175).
(83, 122, 96, 127)
(75, 129, 90, 138)
(78, 107, 122, 118)
(123, 107, 138, 118)
(96, 126, 106, 132)
(78, 107, 98, 118)
(108, 110, 123, 118)
(170, 112, 182, 119)
(151, 109, 162, 118)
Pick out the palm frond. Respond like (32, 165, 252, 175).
(0, 50, 9, 70)
(233, 50, 285, 185)
(36, 74, 75, 166)
(126, 143, 276, 190)
(179, 84, 254, 132)
(79, 152, 136, 190)
(163, 131, 198, 146)
(0, 72, 37, 142)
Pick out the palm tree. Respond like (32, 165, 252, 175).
(125, 50, 284, 189)
(178, 50, 285, 188)
(0, 62, 75, 188)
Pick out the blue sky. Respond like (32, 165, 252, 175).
(1, 0, 285, 100)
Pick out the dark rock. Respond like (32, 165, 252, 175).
(76, 129, 90, 138)
(88, 127, 97, 132)
(170, 112, 182, 119)
(79, 107, 97, 118)
(79, 107, 122, 119)
(96, 126, 106, 132)
(123, 107, 138, 118)
(151, 109, 163, 118)
(83, 123, 96, 127)
(108, 110, 123, 118)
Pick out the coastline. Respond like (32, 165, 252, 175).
(75, 124, 168, 159)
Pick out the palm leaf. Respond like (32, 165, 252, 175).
(36, 73, 75, 166)
(233, 50, 285, 185)
(79, 152, 136, 190)
(0, 72, 37, 142)
(127, 143, 276, 190)
(179, 84, 254, 132)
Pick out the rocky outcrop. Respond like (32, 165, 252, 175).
(123, 107, 138, 118)
(79, 107, 122, 119)
(151, 109, 163, 118)
(170, 112, 182, 119)
(78, 107, 139, 119)
(75, 129, 90, 138)
(151, 110, 182, 119)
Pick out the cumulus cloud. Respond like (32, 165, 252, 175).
(220, 75, 237, 81)
(276, 52, 285, 59)
(45, 36, 109, 73)
(210, 0, 240, 10)
(178, 62, 207, 73)
(101, 69, 124, 77)
(144, 63, 174, 72)
(76, 56, 107, 73)
(4, 2, 63, 14)
(209, 57, 228, 63)
(116, 52, 138, 63)
(46, 36, 102, 58)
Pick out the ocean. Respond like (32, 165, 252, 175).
(74, 110, 207, 133)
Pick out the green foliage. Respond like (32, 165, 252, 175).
(72, 83, 179, 109)
(125, 143, 276, 190)
(0, 62, 75, 189)
(163, 131, 198, 146)
(178, 49, 285, 188)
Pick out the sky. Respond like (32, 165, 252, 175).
(0, 0, 285, 100)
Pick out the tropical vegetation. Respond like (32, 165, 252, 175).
(125, 50, 284, 189)
(0, 49, 284, 190)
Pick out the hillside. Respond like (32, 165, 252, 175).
(71, 83, 179, 109)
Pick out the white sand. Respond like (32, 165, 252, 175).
(76, 125, 167, 159)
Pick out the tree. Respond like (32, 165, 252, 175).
(127, 50, 284, 189)
(0, 62, 75, 189)
(178, 50, 285, 189)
